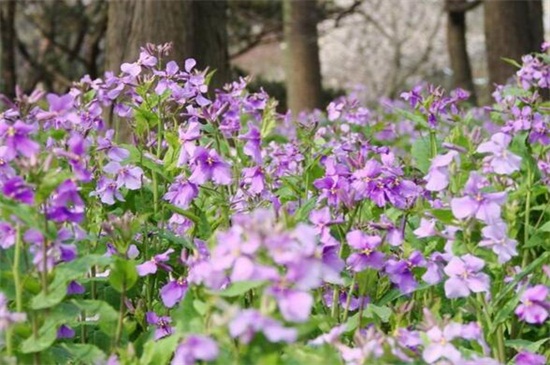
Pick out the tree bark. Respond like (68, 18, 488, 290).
(446, 0, 477, 104)
(0, 0, 17, 99)
(484, 0, 545, 86)
(283, 0, 323, 114)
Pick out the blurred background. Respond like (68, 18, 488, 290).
(0, 0, 549, 112)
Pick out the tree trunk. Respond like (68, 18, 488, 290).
(0, 0, 17, 99)
(105, 0, 231, 139)
(446, 0, 477, 104)
(283, 0, 323, 114)
(484, 0, 545, 86)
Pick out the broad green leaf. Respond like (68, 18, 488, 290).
(109, 257, 138, 293)
(72, 299, 119, 335)
(60, 343, 106, 363)
(505, 338, 549, 353)
(174, 289, 203, 333)
(20, 318, 60, 353)
(35, 170, 73, 204)
(411, 137, 432, 174)
(140, 334, 179, 365)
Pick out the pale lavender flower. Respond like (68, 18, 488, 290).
(422, 324, 462, 364)
(515, 285, 549, 324)
(515, 350, 547, 365)
(0, 120, 40, 159)
(309, 325, 346, 346)
(0, 292, 26, 331)
(450, 172, 506, 223)
(172, 335, 219, 365)
(385, 251, 425, 294)
(189, 147, 232, 185)
(413, 218, 437, 238)
(103, 161, 143, 190)
(444, 254, 490, 298)
(0, 222, 15, 249)
(240, 123, 262, 164)
(479, 222, 518, 263)
(137, 249, 174, 276)
(424, 151, 458, 191)
(177, 121, 201, 166)
(163, 178, 198, 209)
(477, 133, 521, 175)
(229, 309, 297, 344)
(92, 176, 124, 205)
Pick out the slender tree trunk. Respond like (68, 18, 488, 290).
(283, 0, 323, 114)
(0, 0, 17, 99)
(484, 0, 545, 86)
(446, 0, 477, 104)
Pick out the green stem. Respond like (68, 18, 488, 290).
(114, 284, 126, 348)
(342, 274, 357, 322)
(429, 130, 437, 159)
(522, 166, 533, 268)
(496, 324, 506, 363)
(13, 225, 23, 312)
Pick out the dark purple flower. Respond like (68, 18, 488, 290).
(314, 175, 350, 207)
(137, 248, 174, 276)
(146, 312, 174, 340)
(57, 324, 75, 339)
(385, 251, 425, 294)
(47, 179, 85, 223)
(346, 230, 385, 272)
(229, 309, 297, 344)
(2, 176, 34, 205)
(189, 147, 232, 185)
(67, 280, 85, 295)
(0, 120, 40, 159)
(444, 254, 490, 298)
(515, 285, 549, 324)
(171, 335, 219, 365)
(160, 277, 188, 308)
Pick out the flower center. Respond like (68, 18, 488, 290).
(475, 193, 483, 202)
(206, 157, 214, 166)
(7, 126, 16, 137)
(362, 248, 372, 256)
(524, 299, 532, 307)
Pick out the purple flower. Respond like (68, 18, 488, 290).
(424, 151, 458, 191)
(0, 292, 26, 331)
(0, 222, 16, 249)
(242, 166, 266, 194)
(172, 335, 219, 365)
(479, 222, 518, 263)
(240, 123, 262, 164)
(322, 286, 369, 312)
(177, 121, 201, 166)
(189, 147, 232, 185)
(385, 251, 425, 294)
(97, 130, 130, 162)
(67, 280, 85, 295)
(270, 287, 313, 323)
(477, 133, 521, 175)
(0, 120, 40, 159)
(137, 249, 174, 276)
(2, 176, 34, 205)
(163, 178, 198, 209)
(313, 175, 351, 207)
(351, 160, 381, 200)
(46, 179, 85, 224)
(103, 161, 143, 190)
(413, 218, 437, 238)
(309, 325, 346, 346)
(346, 230, 385, 272)
(57, 324, 75, 339)
(146, 312, 174, 340)
(444, 254, 490, 298)
(515, 285, 549, 324)
(450, 172, 506, 223)
(160, 277, 188, 308)
(422, 324, 462, 364)
(229, 309, 297, 344)
(515, 350, 547, 365)
(92, 176, 124, 205)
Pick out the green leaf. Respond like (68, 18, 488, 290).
(174, 289, 203, 333)
(411, 137, 432, 174)
(20, 318, 59, 353)
(537, 221, 550, 232)
(505, 338, 549, 352)
(72, 299, 119, 335)
(31, 255, 111, 310)
(60, 343, 106, 364)
(109, 257, 138, 293)
(430, 209, 454, 224)
(294, 199, 317, 223)
(365, 304, 392, 323)
(35, 170, 73, 204)
(140, 334, 179, 365)
(210, 281, 265, 297)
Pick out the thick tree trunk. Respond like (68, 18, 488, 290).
(0, 0, 17, 99)
(105, 0, 231, 139)
(446, 0, 477, 105)
(283, 0, 323, 114)
(484, 0, 545, 86)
